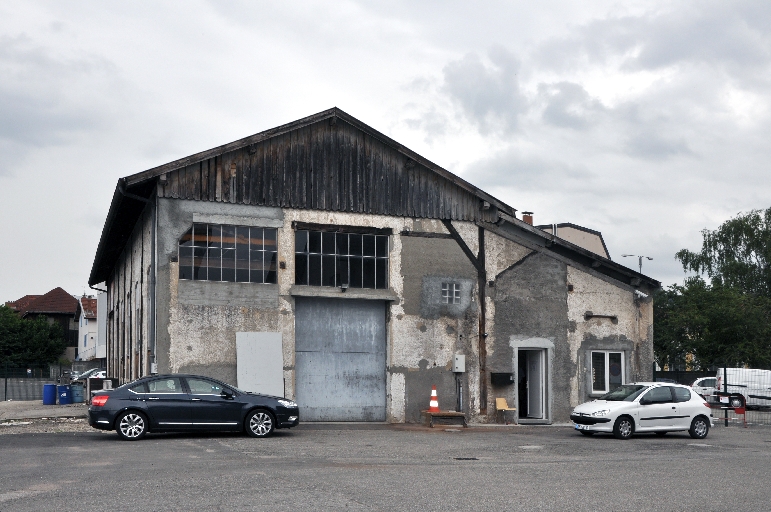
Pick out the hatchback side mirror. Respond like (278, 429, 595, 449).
(221, 390, 234, 399)
(639, 397, 651, 405)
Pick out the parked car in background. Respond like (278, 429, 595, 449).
(71, 368, 103, 384)
(715, 368, 771, 408)
(72, 368, 99, 382)
(691, 377, 718, 403)
(89, 373, 300, 440)
(571, 382, 713, 440)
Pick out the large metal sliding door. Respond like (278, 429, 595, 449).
(295, 298, 386, 421)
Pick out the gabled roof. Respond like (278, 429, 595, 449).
(89, 108, 517, 285)
(16, 288, 78, 317)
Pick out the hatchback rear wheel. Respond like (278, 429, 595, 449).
(689, 416, 709, 439)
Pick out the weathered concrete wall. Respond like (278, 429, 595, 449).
(156, 199, 284, 385)
(566, 266, 654, 406)
(397, 232, 478, 422)
(492, 251, 571, 422)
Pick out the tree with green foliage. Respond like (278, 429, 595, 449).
(654, 278, 771, 369)
(655, 207, 771, 369)
(676, 207, 771, 296)
(0, 305, 66, 367)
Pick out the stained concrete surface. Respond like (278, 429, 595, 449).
(1, 421, 769, 511)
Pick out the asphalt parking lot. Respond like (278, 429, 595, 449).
(1, 421, 770, 512)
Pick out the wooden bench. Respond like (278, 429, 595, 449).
(422, 410, 468, 428)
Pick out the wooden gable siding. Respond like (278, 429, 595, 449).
(157, 119, 497, 222)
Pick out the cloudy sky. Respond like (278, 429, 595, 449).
(1, 1, 769, 302)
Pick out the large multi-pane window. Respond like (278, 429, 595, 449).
(295, 230, 388, 289)
(591, 351, 624, 393)
(178, 223, 277, 284)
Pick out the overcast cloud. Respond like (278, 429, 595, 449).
(1, 1, 770, 302)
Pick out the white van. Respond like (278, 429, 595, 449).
(715, 368, 771, 408)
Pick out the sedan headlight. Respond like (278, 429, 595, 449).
(591, 409, 610, 417)
(278, 399, 297, 408)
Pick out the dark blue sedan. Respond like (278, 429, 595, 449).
(89, 374, 299, 440)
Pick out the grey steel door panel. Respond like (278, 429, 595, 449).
(295, 298, 386, 421)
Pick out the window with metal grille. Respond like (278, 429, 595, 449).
(295, 230, 388, 289)
(178, 224, 277, 284)
(441, 282, 460, 304)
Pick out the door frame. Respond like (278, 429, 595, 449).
(511, 337, 553, 425)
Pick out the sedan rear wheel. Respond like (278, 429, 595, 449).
(613, 416, 634, 440)
(689, 416, 710, 439)
(116, 411, 147, 441)
(246, 409, 275, 438)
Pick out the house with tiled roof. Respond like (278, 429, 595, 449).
(5, 287, 79, 361)
(75, 295, 105, 364)
(5, 295, 42, 314)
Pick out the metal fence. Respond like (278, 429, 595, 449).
(1, 364, 60, 401)
(655, 365, 771, 427)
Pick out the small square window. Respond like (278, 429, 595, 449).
(441, 282, 460, 304)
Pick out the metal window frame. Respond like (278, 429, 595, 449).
(177, 223, 278, 284)
(295, 229, 389, 289)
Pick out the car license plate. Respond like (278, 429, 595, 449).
(574, 424, 588, 430)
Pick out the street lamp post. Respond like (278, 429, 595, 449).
(621, 254, 652, 273)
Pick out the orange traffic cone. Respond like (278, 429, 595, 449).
(428, 385, 440, 412)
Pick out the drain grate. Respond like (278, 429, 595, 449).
(454, 457, 479, 460)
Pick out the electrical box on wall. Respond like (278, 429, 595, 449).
(453, 354, 466, 373)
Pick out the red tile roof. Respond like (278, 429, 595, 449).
(78, 297, 98, 319)
(5, 295, 42, 312)
(17, 287, 78, 317)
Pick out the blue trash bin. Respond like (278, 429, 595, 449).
(70, 384, 84, 403)
(43, 384, 57, 405)
(57, 385, 72, 405)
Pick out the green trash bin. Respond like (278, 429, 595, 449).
(70, 383, 84, 403)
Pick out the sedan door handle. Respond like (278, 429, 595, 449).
(148, 397, 159, 400)
(191, 398, 201, 401)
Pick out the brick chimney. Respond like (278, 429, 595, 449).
(522, 211, 533, 225)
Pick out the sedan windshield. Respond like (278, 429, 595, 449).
(599, 385, 647, 401)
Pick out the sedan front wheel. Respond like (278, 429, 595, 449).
(246, 409, 275, 438)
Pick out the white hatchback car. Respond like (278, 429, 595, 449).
(571, 382, 713, 440)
